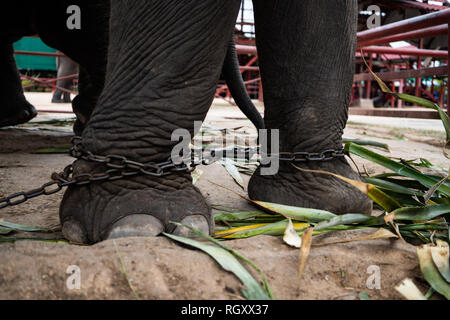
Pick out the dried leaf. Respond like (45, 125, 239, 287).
(298, 227, 314, 288)
(417, 244, 450, 299)
(312, 228, 398, 247)
(191, 167, 203, 185)
(430, 239, 450, 283)
(283, 219, 302, 248)
(395, 278, 427, 300)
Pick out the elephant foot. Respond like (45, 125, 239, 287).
(248, 157, 372, 215)
(59, 159, 211, 244)
(0, 100, 37, 128)
(52, 92, 72, 103)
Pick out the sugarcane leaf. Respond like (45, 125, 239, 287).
(0, 221, 50, 232)
(315, 213, 378, 231)
(220, 158, 245, 189)
(396, 93, 450, 144)
(0, 237, 67, 243)
(430, 239, 450, 283)
(400, 223, 448, 231)
(298, 227, 314, 288)
(191, 167, 203, 185)
(283, 219, 302, 248)
(364, 177, 423, 196)
(359, 292, 371, 300)
(212, 205, 241, 212)
(0, 227, 13, 235)
(381, 178, 429, 191)
(312, 228, 398, 247)
(169, 221, 275, 299)
(215, 220, 310, 239)
(342, 138, 389, 151)
(214, 211, 267, 222)
(251, 201, 336, 222)
(367, 186, 403, 212)
(362, 53, 450, 157)
(215, 223, 271, 238)
(417, 244, 450, 299)
(423, 174, 449, 204)
(395, 278, 427, 300)
(291, 163, 401, 212)
(345, 143, 450, 197)
(163, 233, 271, 300)
(389, 203, 450, 221)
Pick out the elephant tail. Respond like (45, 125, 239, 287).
(222, 36, 265, 130)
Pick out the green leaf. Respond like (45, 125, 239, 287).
(0, 227, 13, 235)
(395, 93, 450, 143)
(364, 177, 423, 196)
(163, 233, 271, 300)
(359, 292, 371, 300)
(315, 214, 378, 231)
(214, 211, 277, 222)
(362, 54, 449, 158)
(345, 143, 450, 197)
(169, 221, 275, 299)
(252, 201, 337, 222)
(216, 220, 308, 239)
(430, 240, 450, 283)
(391, 203, 450, 221)
(220, 158, 245, 189)
(0, 221, 50, 232)
(0, 237, 67, 243)
(342, 138, 389, 151)
(417, 245, 450, 299)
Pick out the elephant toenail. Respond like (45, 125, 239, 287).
(105, 214, 164, 240)
(172, 215, 210, 237)
(62, 220, 88, 244)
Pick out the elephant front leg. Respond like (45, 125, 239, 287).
(59, 0, 242, 244)
(249, 0, 372, 214)
(0, 43, 37, 127)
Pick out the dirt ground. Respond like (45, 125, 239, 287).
(0, 99, 448, 300)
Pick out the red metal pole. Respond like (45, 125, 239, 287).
(358, 24, 448, 47)
(236, 44, 258, 55)
(258, 79, 263, 102)
(14, 50, 66, 58)
(415, 39, 423, 102)
(357, 9, 450, 42)
(398, 79, 404, 108)
(361, 46, 448, 58)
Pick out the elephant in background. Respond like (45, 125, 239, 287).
(2, 0, 371, 244)
(0, 1, 109, 133)
(51, 51, 79, 103)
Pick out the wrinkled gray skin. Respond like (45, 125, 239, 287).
(51, 53, 79, 103)
(7, 0, 372, 244)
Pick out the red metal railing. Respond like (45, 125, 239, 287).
(233, 9, 449, 116)
(14, 47, 78, 96)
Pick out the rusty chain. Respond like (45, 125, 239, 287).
(0, 136, 345, 209)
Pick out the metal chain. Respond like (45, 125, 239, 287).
(0, 136, 345, 209)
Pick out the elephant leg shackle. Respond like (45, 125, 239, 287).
(58, 0, 246, 244)
(248, 0, 372, 214)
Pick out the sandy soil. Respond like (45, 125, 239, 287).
(0, 101, 448, 300)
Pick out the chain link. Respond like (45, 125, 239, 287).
(0, 136, 345, 209)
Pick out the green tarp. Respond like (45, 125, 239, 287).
(13, 38, 57, 71)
